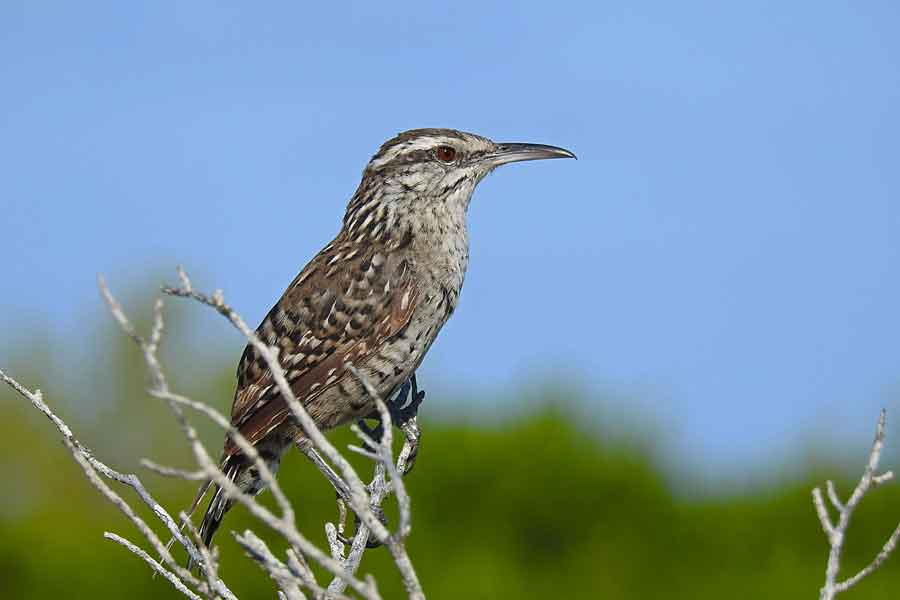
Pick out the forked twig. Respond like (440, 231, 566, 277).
(813, 409, 900, 599)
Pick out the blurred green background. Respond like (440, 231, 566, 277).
(3, 292, 899, 599)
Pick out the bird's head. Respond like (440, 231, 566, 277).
(366, 128, 574, 197)
(344, 128, 574, 239)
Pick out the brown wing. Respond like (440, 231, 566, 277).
(224, 236, 417, 457)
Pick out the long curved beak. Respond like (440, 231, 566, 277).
(484, 142, 577, 166)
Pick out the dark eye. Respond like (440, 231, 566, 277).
(435, 145, 457, 163)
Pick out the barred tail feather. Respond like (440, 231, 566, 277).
(187, 458, 242, 572)
(156, 476, 214, 578)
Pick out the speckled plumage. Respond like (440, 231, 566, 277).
(194, 128, 575, 551)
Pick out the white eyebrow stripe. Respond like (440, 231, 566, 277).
(369, 136, 460, 170)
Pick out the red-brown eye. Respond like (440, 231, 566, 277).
(435, 145, 457, 163)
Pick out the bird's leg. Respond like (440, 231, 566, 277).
(390, 373, 426, 426)
(356, 373, 425, 448)
(394, 374, 423, 475)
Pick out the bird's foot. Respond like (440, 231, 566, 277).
(389, 374, 426, 427)
(357, 374, 425, 446)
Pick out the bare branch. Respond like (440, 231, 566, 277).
(812, 487, 835, 538)
(836, 523, 900, 592)
(814, 409, 900, 599)
(100, 276, 369, 595)
(142, 459, 207, 481)
(825, 481, 844, 513)
(0, 369, 211, 593)
(233, 530, 306, 600)
(180, 512, 224, 596)
(6, 267, 426, 599)
(874, 471, 895, 486)
(104, 533, 204, 600)
(325, 522, 345, 562)
(286, 549, 319, 593)
(296, 440, 352, 504)
(347, 365, 413, 540)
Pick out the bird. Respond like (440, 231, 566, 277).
(191, 128, 575, 556)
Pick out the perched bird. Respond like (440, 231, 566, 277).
(193, 128, 575, 552)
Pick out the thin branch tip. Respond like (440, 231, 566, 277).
(815, 410, 899, 600)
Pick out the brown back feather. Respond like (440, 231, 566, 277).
(224, 234, 417, 456)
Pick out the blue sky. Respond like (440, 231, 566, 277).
(2, 2, 899, 471)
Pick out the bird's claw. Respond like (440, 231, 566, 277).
(357, 375, 425, 448)
(356, 418, 385, 445)
(389, 375, 426, 427)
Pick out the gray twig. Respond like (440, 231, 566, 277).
(3, 266, 426, 599)
(166, 268, 424, 599)
(813, 409, 900, 599)
(104, 532, 204, 600)
(0, 369, 226, 599)
(233, 530, 308, 600)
